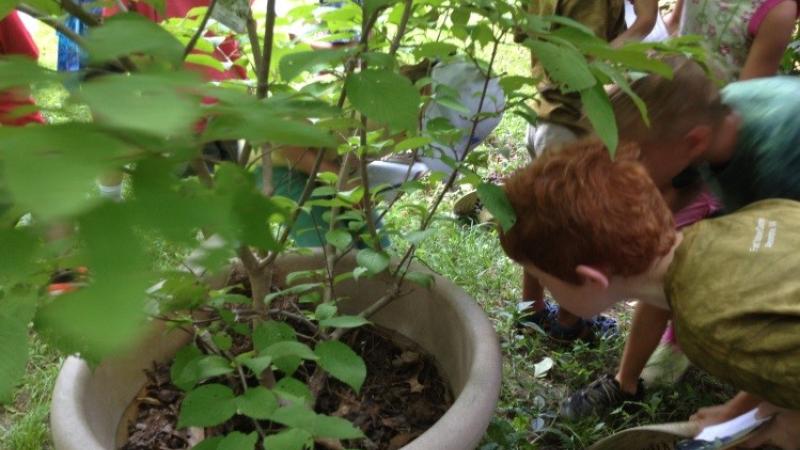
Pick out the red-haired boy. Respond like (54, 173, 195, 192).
(500, 139, 800, 449)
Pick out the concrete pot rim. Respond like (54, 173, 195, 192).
(51, 252, 502, 450)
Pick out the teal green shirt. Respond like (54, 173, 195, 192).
(701, 77, 800, 212)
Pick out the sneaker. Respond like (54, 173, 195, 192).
(549, 314, 619, 343)
(515, 300, 559, 335)
(560, 374, 644, 420)
(516, 300, 619, 343)
(48, 267, 88, 296)
(641, 341, 691, 388)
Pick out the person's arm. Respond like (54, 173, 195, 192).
(739, 0, 798, 80)
(278, 147, 340, 176)
(690, 391, 763, 428)
(665, 0, 683, 36)
(742, 402, 800, 449)
(611, 0, 659, 46)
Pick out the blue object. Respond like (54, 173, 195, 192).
(57, 0, 100, 72)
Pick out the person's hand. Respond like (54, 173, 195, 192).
(691, 392, 763, 428)
(741, 402, 800, 449)
(690, 402, 741, 428)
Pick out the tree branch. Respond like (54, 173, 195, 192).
(389, 0, 413, 56)
(245, 14, 263, 76)
(259, 148, 327, 270)
(182, 0, 218, 59)
(256, 0, 276, 99)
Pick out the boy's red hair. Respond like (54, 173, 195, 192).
(499, 139, 676, 284)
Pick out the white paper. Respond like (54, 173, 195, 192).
(695, 408, 770, 442)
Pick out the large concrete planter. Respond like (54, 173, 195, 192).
(51, 251, 502, 450)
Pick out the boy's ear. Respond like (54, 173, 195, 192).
(575, 265, 609, 289)
(684, 125, 713, 160)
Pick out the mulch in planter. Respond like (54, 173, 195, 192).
(121, 323, 452, 450)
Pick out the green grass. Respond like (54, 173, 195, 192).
(0, 336, 62, 450)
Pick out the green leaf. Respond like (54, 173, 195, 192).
(405, 271, 435, 288)
(86, 13, 184, 66)
(236, 387, 278, 420)
(196, 355, 234, 380)
(191, 436, 223, 450)
(286, 270, 322, 286)
(580, 84, 618, 154)
(0, 229, 37, 283)
(356, 248, 390, 274)
(592, 62, 649, 127)
(582, 45, 673, 78)
(528, 40, 595, 92)
(219, 432, 258, 450)
(240, 354, 273, 377)
(395, 136, 432, 152)
(413, 42, 458, 59)
(178, 384, 237, 428)
(0, 2, 19, 20)
(314, 414, 365, 439)
(279, 49, 349, 81)
(263, 341, 318, 362)
(325, 229, 352, 251)
(476, 183, 517, 232)
(171, 344, 204, 391)
(315, 303, 337, 321)
(314, 341, 367, 393)
(78, 72, 204, 138)
(262, 428, 313, 450)
(0, 55, 61, 91)
(274, 377, 313, 407)
(270, 405, 364, 439)
(36, 204, 151, 363)
(203, 109, 337, 149)
(319, 315, 369, 329)
(0, 124, 132, 220)
(253, 321, 296, 351)
(263, 283, 323, 305)
(186, 53, 226, 72)
(212, 333, 233, 352)
(0, 291, 35, 402)
(345, 69, 421, 131)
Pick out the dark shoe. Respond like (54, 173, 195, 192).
(560, 374, 644, 420)
(515, 300, 559, 334)
(516, 300, 618, 343)
(48, 267, 88, 296)
(549, 314, 619, 343)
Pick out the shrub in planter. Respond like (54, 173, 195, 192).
(0, 0, 700, 448)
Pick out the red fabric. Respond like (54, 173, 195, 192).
(0, 11, 45, 126)
(106, 0, 248, 81)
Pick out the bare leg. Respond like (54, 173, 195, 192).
(522, 270, 545, 311)
(614, 301, 671, 394)
(98, 169, 124, 200)
(556, 307, 581, 328)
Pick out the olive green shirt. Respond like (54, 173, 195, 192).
(529, 0, 626, 131)
(667, 199, 800, 409)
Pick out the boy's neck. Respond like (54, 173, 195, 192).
(619, 233, 684, 311)
(702, 111, 742, 166)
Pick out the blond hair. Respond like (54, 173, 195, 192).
(604, 56, 730, 144)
